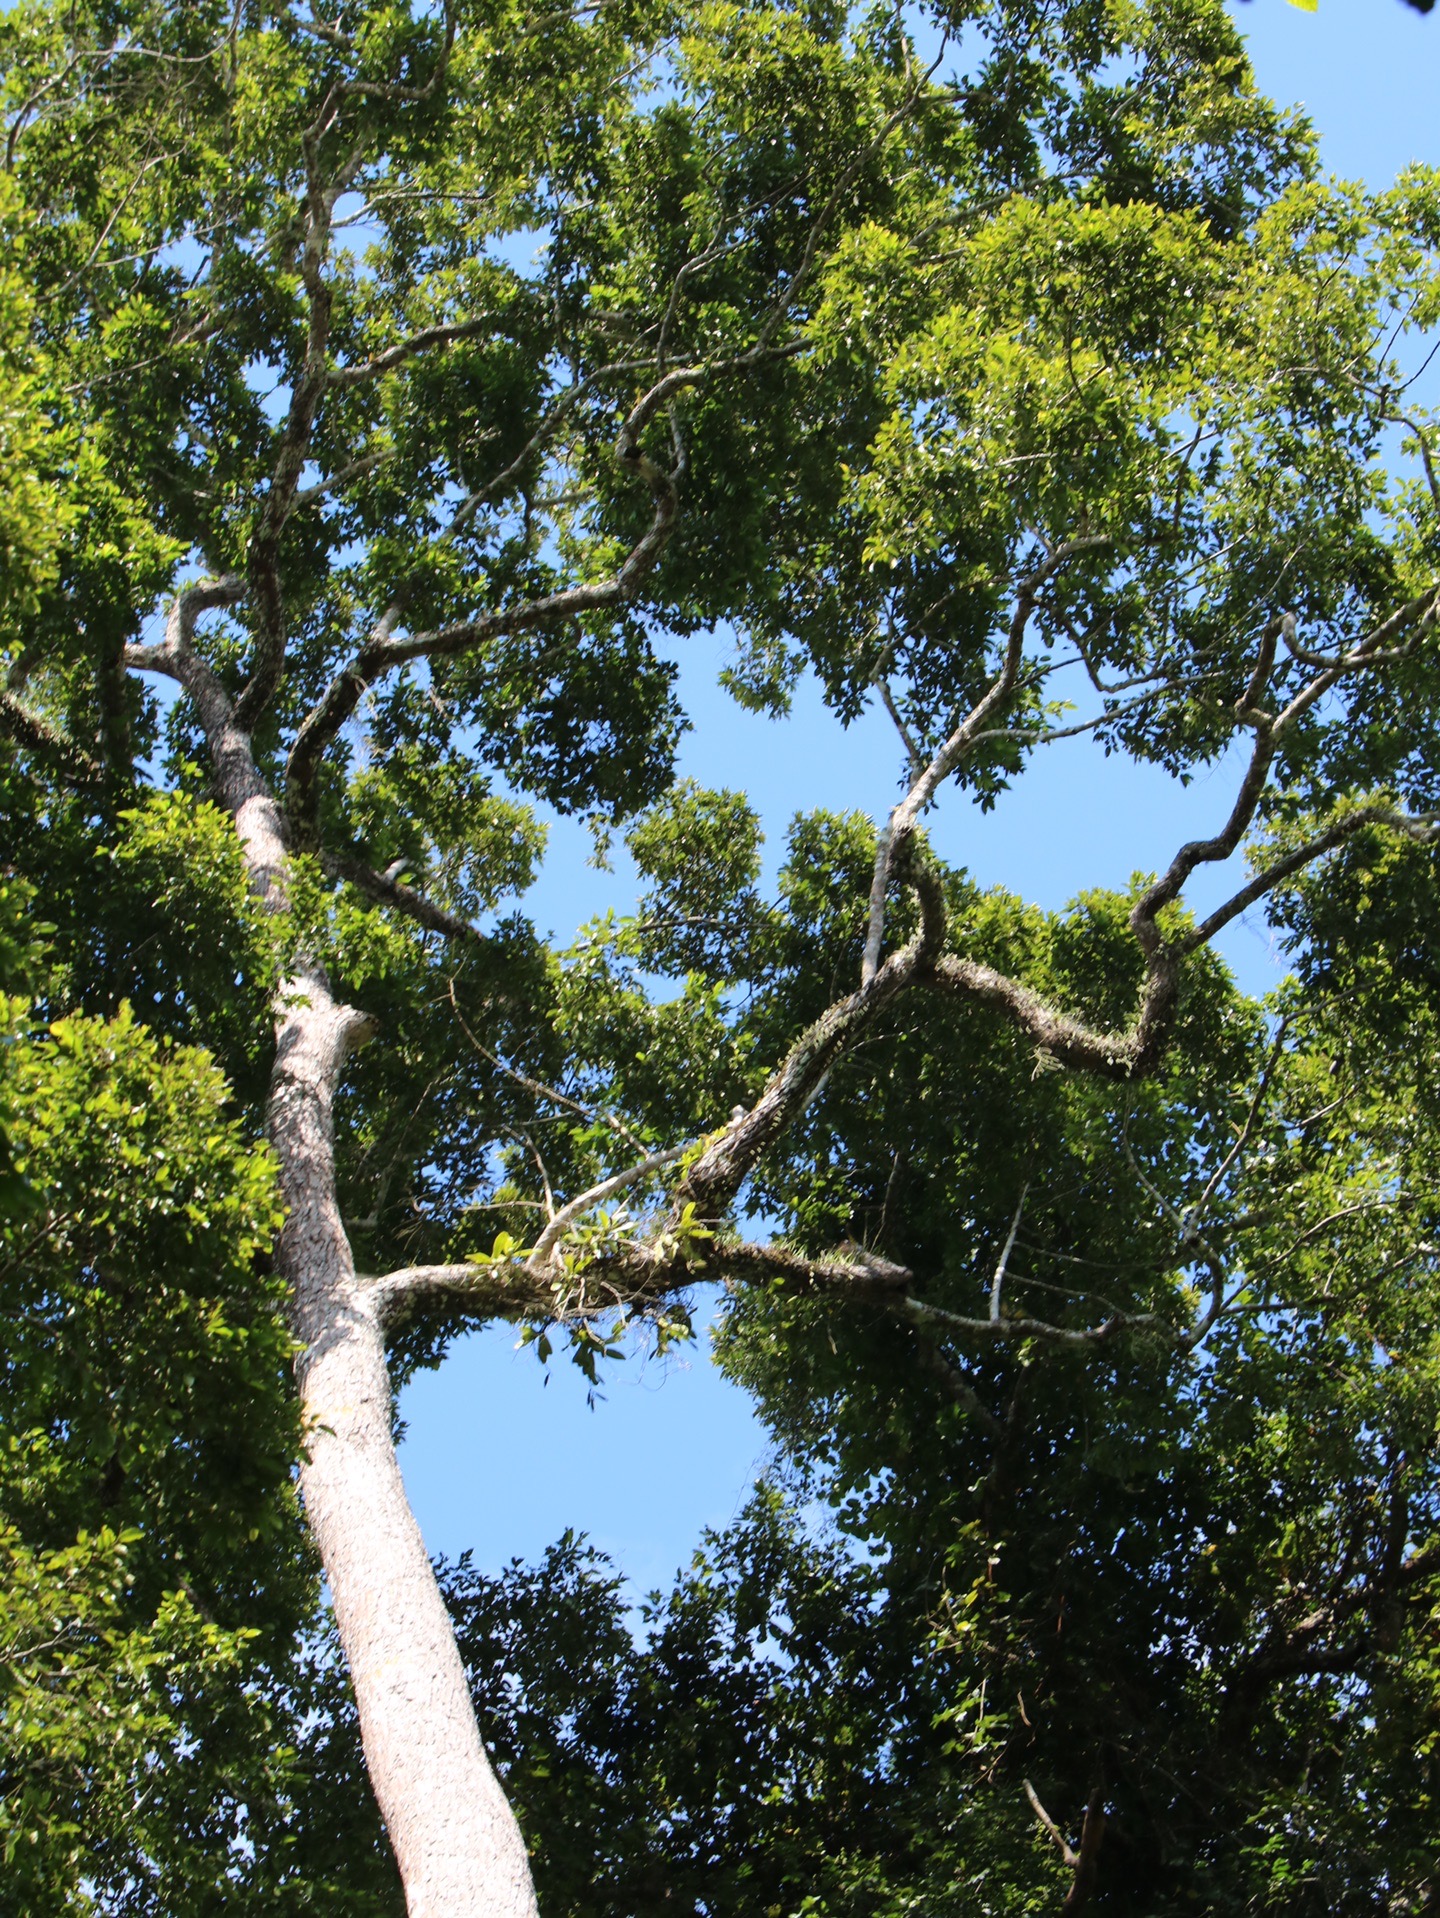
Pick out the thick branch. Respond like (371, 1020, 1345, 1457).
(928, 953, 1177, 1080)
(1025, 1781, 1078, 1869)
(1062, 1790, 1107, 1918)
(368, 1233, 913, 1331)
(123, 575, 287, 892)
(0, 691, 103, 784)
(917, 585, 1438, 1082)
(1129, 724, 1276, 960)
(674, 922, 941, 1225)
(321, 851, 488, 946)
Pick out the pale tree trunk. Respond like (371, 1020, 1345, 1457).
(269, 966, 539, 1918)
(137, 639, 540, 1915)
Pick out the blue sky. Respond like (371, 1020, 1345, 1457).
(397, 0, 1440, 1593)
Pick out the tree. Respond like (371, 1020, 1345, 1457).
(0, 876, 324, 1913)
(6, 0, 1440, 1910)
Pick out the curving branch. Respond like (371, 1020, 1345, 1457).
(1276, 590, 1438, 675)
(673, 903, 946, 1227)
(905, 580, 1440, 1084)
(928, 952, 1173, 1079)
(0, 691, 103, 785)
(900, 1291, 1166, 1350)
(282, 365, 694, 840)
(862, 536, 1112, 984)
(321, 851, 489, 946)
(525, 1140, 696, 1271)
(1180, 803, 1440, 955)
(326, 314, 496, 388)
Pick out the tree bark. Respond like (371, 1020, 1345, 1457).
(269, 967, 538, 1918)
(127, 625, 540, 1915)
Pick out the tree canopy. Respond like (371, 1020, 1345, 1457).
(4, 0, 1440, 1911)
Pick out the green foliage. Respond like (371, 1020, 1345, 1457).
(6, 0, 1440, 1907)
(0, 948, 316, 1911)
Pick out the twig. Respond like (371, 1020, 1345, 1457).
(990, 1186, 1027, 1322)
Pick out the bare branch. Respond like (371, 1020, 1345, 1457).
(235, 110, 364, 731)
(293, 449, 392, 506)
(321, 851, 490, 946)
(1024, 1781, 1078, 1868)
(283, 365, 692, 837)
(862, 537, 1111, 984)
(445, 978, 649, 1156)
(1270, 586, 1439, 737)
(874, 675, 924, 772)
(326, 316, 496, 388)
(888, 585, 1439, 1094)
(901, 1292, 1166, 1350)
(526, 1141, 696, 1272)
(990, 1187, 1027, 1323)
(1129, 726, 1276, 961)
(1180, 803, 1440, 955)
(1277, 594, 1437, 674)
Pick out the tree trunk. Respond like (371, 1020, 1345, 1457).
(268, 965, 540, 1918)
(180, 706, 539, 1914)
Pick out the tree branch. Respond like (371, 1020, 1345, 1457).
(321, 851, 490, 946)
(234, 108, 362, 732)
(526, 1140, 696, 1272)
(0, 691, 103, 784)
(326, 315, 496, 388)
(368, 1232, 913, 1331)
(927, 953, 1175, 1079)
(1180, 803, 1440, 954)
(915, 1337, 1003, 1435)
(673, 914, 943, 1226)
(1024, 1781, 1078, 1868)
(282, 364, 694, 840)
(862, 537, 1111, 984)
(901, 1292, 1166, 1349)
(1062, 1789, 1107, 1917)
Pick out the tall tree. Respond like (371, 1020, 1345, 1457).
(6, 0, 1440, 1910)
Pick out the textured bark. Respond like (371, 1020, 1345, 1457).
(270, 969, 538, 1918)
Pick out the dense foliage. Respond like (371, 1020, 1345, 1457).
(5, 0, 1440, 1910)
